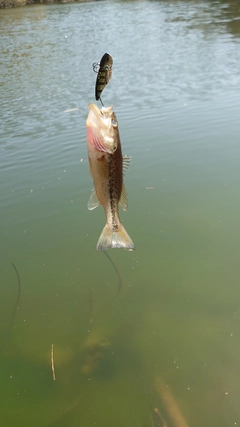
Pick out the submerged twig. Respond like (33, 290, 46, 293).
(51, 344, 56, 381)
(155, 378, 189, 427)
(11, 262, 21, 318)
(150, 406, 167, 427)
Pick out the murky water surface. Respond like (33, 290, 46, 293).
(1, 1, 240, 426)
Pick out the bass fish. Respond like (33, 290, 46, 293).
(86, 103, 134, 251)
(93, 53, 113, 105)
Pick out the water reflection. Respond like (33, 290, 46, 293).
(151, 0, 240, 37)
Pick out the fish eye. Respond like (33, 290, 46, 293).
(111, 119, 117, 127)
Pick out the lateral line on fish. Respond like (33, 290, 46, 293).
(109, 157, 120, 230)
(108, 157, 116, 227)
(11, 262, 21, 319)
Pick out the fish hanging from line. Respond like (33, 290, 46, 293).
(92, 53, 113, 106)
(86, 103, 134, 251)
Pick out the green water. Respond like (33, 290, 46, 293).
(1, 1, 240, 426)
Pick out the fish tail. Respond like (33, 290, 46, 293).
(96, 223, 134, 251)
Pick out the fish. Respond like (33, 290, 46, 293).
(93, 53, 113, 105)
(86, 103, 134, 251)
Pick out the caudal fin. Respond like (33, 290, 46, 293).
(96, 223, 135, 251)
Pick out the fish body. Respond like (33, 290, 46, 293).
(86, 103, 134, 251)
(95, 53, 113, 103)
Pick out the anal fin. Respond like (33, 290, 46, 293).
(88, 190, 101, 210)
(119, 183, 128, 211)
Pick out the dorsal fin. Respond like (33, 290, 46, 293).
(122, 155, 131, 176)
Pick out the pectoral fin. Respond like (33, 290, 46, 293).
(119, 183, 128, 211)
(88, 190, 101, 210)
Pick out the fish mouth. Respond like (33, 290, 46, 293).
(88, 103, 101, 117)
(88, 103, 113, 118)
(87, 103, 114, 131)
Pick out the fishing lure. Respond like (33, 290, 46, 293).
(92, 52, 113, 106)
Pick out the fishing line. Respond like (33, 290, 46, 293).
(3, 262, 21, 341)
(90, 6, 112, 106)
(88, 7, 121, 304)
(103, 251, 122, 298)
(90, 7, 103, 105)
(86, 252, 123, 324)
(11, 262, 21, 319)
(90, 7, 97, 59)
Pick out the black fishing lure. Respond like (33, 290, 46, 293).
(92, 53, 113, 106)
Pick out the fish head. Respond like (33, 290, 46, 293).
(86, 103, 118, 154)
